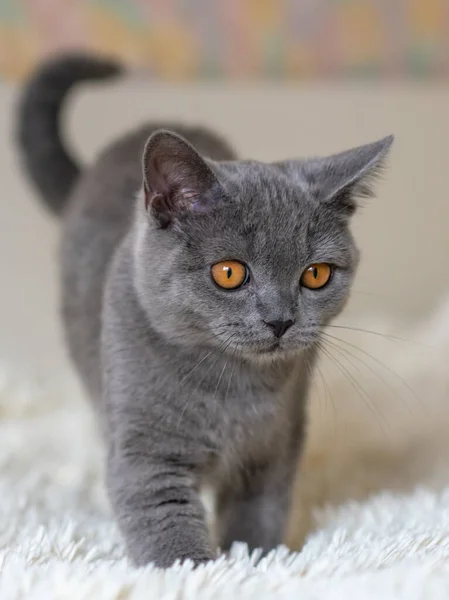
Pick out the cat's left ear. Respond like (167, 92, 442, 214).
(142, 130, 220, 228)
(303, 135, 394, 214)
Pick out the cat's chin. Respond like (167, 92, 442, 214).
(237, 342, 307, 365)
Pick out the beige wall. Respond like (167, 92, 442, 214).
(1, 78, 449, 374)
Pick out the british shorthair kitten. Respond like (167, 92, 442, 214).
(17, 54, 393, 568)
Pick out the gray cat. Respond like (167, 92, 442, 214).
(17, 54, 393, 569)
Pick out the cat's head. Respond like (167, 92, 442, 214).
(133, 130, 393, 361)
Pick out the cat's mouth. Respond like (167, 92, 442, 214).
(260, 343, 295, 357)
(217, 332, 316, 360)
(266, 341, 280, 352)
(239, 338, 311, 359)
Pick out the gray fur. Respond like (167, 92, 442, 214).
(17, 54, 393, 568)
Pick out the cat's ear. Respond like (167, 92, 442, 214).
(303, 135, 394, 214)
(142, 130, 219, 227)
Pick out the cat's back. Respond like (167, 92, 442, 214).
(60, 124, 235, 399)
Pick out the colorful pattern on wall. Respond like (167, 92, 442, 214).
(1, 0, 449, 82)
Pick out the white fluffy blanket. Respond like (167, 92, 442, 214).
(1, 299, 449, 599)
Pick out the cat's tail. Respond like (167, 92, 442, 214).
(16, 53, 123, 216)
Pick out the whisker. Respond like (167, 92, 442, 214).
(214, 360, 228, 399)
(224, 343, 240, 406)
(327, 324, 433, 350)
(313, 358, 339, 440)
(305, 354, 319, 407)
(165, 325, 238, 345)
(177, 348, 220, 387)
(177, 334, 236, 429)
(111, 326, 233, 356)
(317, 340, 390, 438)
(320, 340, 413, 416)
(207, 341, 240, 431)
(321, 330, 421, 408)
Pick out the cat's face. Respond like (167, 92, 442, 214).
(134, 132, 392, 361)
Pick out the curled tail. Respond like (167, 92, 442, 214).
(17, 53, 123, 216)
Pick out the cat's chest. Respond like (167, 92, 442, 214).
(146, 345, 311, 466)
(204, 360, 306, 458)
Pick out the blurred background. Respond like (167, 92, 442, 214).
(0, 0, 448, 375)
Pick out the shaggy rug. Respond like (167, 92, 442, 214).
(1, 297, 449, 599)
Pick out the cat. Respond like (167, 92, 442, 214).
(17, 53, 393, 569)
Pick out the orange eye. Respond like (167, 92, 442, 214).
(300, 263, 332, 290)
(211, 261, 249, 290)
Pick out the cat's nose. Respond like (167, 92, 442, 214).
(264, 319, 294, 339)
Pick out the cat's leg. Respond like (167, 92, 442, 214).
(217, 456, 299, 555)
(107, 446, 215, 568)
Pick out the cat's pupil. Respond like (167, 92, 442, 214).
(313, 267, 318, 279)
(227, 268, 232, 279)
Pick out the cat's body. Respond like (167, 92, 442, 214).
(17, 54, 392, 568)
(62, 120, 310, 565)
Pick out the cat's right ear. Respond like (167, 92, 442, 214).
(142, 130, 219, 228)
